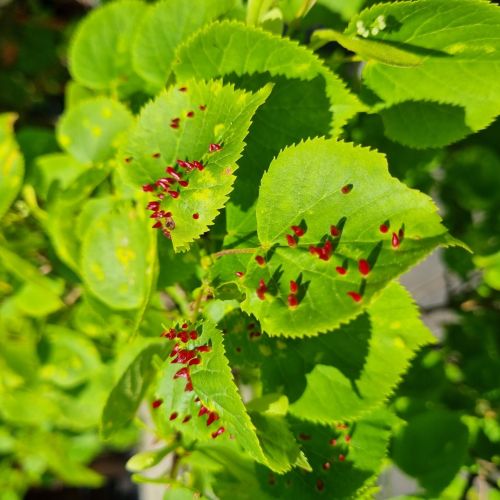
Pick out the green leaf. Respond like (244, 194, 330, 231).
(155, 321, 280, 470)
(288, 283, 434, 423)
(474, 251, 500, 290)
(68, 0, 147, 94)
(392, 410, 469, 494)
(40, 326, 101, 389)
(173, 20, 363, 132)
(0, 114, 24, 221)
(81, 199, 154, 310)
(101, 341, 169, 439)
(311, 29, 424, 67)
(349, 0, 500, 147)
(317, 0, 366, 21)
(132, 0, 236, 90)
(271, 408, 395, 499)
(238, 138, 454, 337)
(57, 97, 133, 164)
(123, 79, 271, 251)
(126, 445, 173, 472)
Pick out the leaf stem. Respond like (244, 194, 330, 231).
(212, 248, 257, 259)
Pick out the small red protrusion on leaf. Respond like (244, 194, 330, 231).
(170, 121, 179, 129)
(199, 104, 206, 111)
(147, 201, 160, 211)
(358, 259, 370, 276)
(188, 357, 201, 366)
(162, 229, 171, 239)
(185, 381, 193, 392)
(209, 143, 222, 152)
(178, 86, 187, 92)
(330, 225, 340, 237)
(152, 399, 163, 409)
(345, 435, 351, 443)
(124, 157, 133, 163)
(286, 234, 297, 247)
(211, 426, 225, 439)
(235, 271, 244, 278)
(198, 406, 209, 417)
(168, 190, 180, 199)
(322, 462, 331, 470)
(152, 221, 162, 229)
(174, 367, 190, 380)
(181, 322, 188, 329)
(255, 255, 265, 266)
(316, 479, 325, 492)
(187, 111, 194, 118)
(177, 160, 189, 169)
(166, 166, 181, 180)
(257, 279, 267, 300)
(169, 412, 178, 421)
(341, 184, 353, 194)
(196, 345, 211, 353)
(192, 160, 204, 171)
(192, 213, 199, 220)
(189, 331, 198, 340)
(206, 412, 219, 426)
(392, 232, 400, 249)
(170, 344, 180, 357)
(166, 329, 177, 340)
(339, 454, 345, 462)
(142, 184, 154, 192)
(182, 415, 191, 424)
(178, 330, 188, 343)
(336, 266, 347, 275)
(379, 224, 389, 233)
(152, 152, 161, 159)
(329, 438, 337, 446)
(291, 225, 305, 237)
(299, 433, 311, 441)
(290, 280, 298, 294)
(347, 291, 362, 302)
(399, 227, 405, 239)
(288, 294, 299, 308)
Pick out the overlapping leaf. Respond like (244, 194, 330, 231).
(287, 283, 434, 422)
(347, 0, 500, 147)
(132, 0, 236, 91)
(57, 97, 133, 164)
(233, 138, 455, 337)
(0, 114, 24, 221)
(173, 20, 363, 132)
(154, 322, 297, 472)
(123, 79, 271, 251)
(81, 199, 155, 310)
(68, 0, 146, 95)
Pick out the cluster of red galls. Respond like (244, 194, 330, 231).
(151, 324, 225, 440)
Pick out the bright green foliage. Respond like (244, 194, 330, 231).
(123, 79, 271, 251)
(57, 97, 133, 163)
(2, 0, 497, 498)
(347, 0, 500, 147)
(68, 0, 146, 95)
(238, 138, 452, 337)
(132, 0, 236, 91)
(392, 410, 469, 494)
(0, 114, 24, 221)
(174, 20, 363, 131)
(81, 199, 154, 310)
(288, 283, 434, 422)
(101, 341, 169, 439)
(154, 322, 281, 470)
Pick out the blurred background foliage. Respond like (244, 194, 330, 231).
(0, 0, 499, 499)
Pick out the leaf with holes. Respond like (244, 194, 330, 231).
(57, 97, 133, 164)
(0, 114, 24, 221)
(235, 138, 457, 337)
(153, 321, 297, 472)
(173, 20, 363, 132)
(122, 79, 271, 252)
(132, 0, 236, 91)
(348, 0, 500, 147)
(68, 0, 147, 96)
